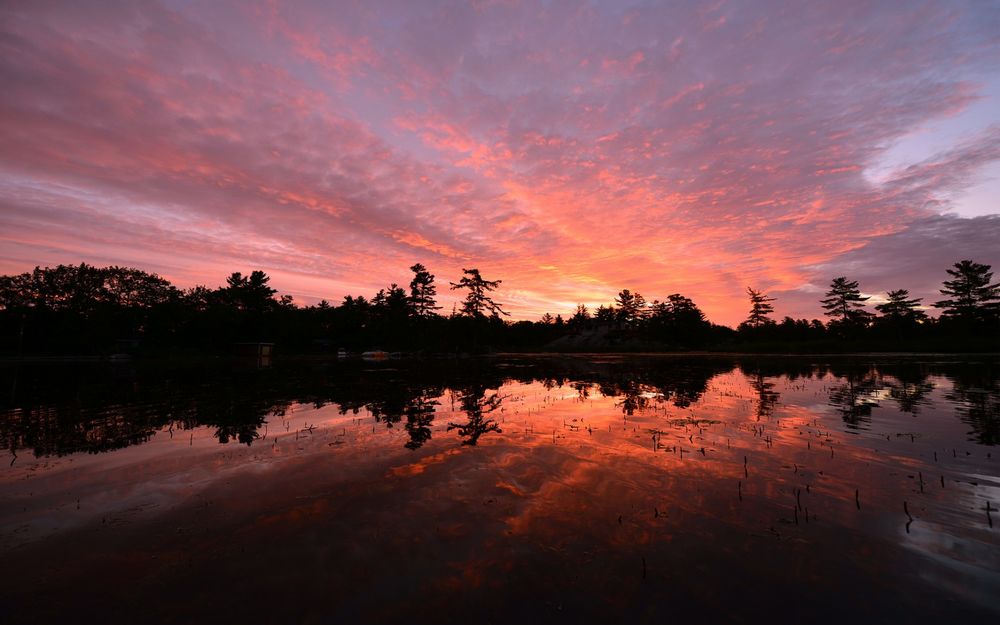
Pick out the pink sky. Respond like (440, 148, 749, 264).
(1, 0, 999, 325)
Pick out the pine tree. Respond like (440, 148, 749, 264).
(408, 263, 440, 318)
(821, 277, 870, 324)
(614, 289, 646, 325)
(934, 260, 1000, 323)
(373, 283, 408, 321)
(223, 270, 276, 312)
(449, 268, 507, 318)
(594, 305, 615, 324)
(745, 287, 776, 328)
(875, 289, 926, 323)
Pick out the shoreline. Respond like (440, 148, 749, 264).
(2, 350, 999, 365)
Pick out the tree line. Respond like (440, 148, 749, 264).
(0, 259, 997, 355)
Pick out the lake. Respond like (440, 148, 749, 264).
(1, 355, 998, 623)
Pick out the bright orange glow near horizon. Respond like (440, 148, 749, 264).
(1, 1, 999, 325)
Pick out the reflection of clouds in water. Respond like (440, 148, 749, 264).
(2, 357, 999, 622)
(12, 358, 995, 457)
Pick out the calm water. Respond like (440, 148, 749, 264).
(1, 355, 998, 624)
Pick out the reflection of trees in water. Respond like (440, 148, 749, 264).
(739, 360, 933, 427)
(649, 367, 724, 409)
(888, 380, 934, 414)
(214, 424, 260, 445)
(572, 381, 591, 400)
(882, 365, 934, 415)
(20, 405, 159, 455)
(448, 386, 503, 446)
(210, 397, 289, 446)
(944, 364, 1000, 446)
(597, 361, 731, 415)
(540, 377, 564, 391)
(0, 361, 685, 459)
(825, 362, 937, 427)
(737, 364, 784, 423)
(0, 365, 289, 455)
(749, 372, 779, 421)
(404, 394, 439, 450)
(6, 357, 996, 457)
(823, 362, 937, 427)
(610, 381, 649, 416)
(328, 373, 448, 448)
(738, 364, 783, 421)
(364, 388, 409, 429)
(827, 366, 881, 428)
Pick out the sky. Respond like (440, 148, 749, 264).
(1, 0, 999, 326)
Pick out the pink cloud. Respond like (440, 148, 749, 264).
(1, 0, 999, 325)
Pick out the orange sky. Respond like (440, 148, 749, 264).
(1, 1, 999, 325)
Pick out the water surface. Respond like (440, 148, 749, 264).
(1, 355, 998, 623)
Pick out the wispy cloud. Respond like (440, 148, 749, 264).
(1, 0, 998, 324)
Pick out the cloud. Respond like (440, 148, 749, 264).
(1, 0, 999, 324)
(778, 213, 1000, 316)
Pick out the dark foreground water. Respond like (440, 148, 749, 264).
(1, 355, 998, 624)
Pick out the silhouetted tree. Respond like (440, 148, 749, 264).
(408, 263, 440, 318)
(372, 284, 408, 321)
(821, 277, 870, 325)
(337, 295, 371, 341)
(594, 305, 616, 324)
(0, 263, 176, 313)
(182, 285, 215, 312)
(223, 270, 277, 312)
(7, 258, 1000, 357)
(614, 289, 646, 326)
(569, 304, 590, 327)
(875, 289, 926, 324)
(101, 266, 178, 308)
(744, 287, 776, 328)
(0, 264, 187, 353)
(934, 260, 1000, 324)
(651, 294, 705, 326)
(450, 268, 508, 318)
(648, 294, 710, 346)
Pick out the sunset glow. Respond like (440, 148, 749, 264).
(2, 1, 999, 324)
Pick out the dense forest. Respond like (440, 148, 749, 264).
(0, 260, 997, 356)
